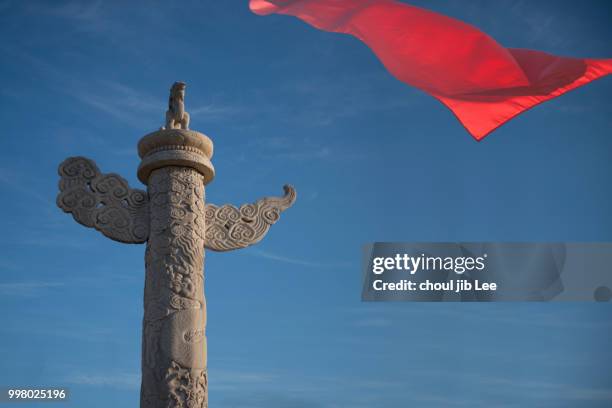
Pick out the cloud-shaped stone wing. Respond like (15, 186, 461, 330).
(57, 156, 149, 244)
(204, 185, 296, 252)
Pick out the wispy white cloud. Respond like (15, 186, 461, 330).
(5, 46, 240, 129)
(10, 235, 92, 249)
(0, 167, 55, 207)
(0, 46, 163, 129)
(505, 0, 573, 49)
(247, 248, 352, 269)
(272, 73, 419, 127)
(203, 70, 420, 131)
(0, 281, 64, 296)
(69, 80, 164, 128)
(1, 315, 128, 345)
(480, 376, 612, 402)
(98, 81, 161, 111)
(211, 369, 277, 391)
(444, 306, 612, 330)
(22, 0, 129, 42)
(244, 135, 364, 164)
(65, 372, 140, 390)
(0, 219, 96, 249)
(190, 103, 243, 120)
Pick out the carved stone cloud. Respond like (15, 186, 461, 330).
(204, 185, 296, 252)
(57, 156, 149, 244)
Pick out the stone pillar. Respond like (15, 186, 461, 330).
(56, 82, 295, 408)
(137, 129, 214, 408)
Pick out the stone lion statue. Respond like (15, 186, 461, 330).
(164, 81, 190, 130)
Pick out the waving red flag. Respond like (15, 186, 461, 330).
(250, 0, 612, 140)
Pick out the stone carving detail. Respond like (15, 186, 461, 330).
(57, 156, 149, 244)
(141, 166, 207, 408)
(204, 185, 297, 252)
(164, 82, 190, 130)
(184, 329, 206, 344)
(166, 361, 207, 408)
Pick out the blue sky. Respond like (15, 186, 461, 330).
(0, 0, 611, 407)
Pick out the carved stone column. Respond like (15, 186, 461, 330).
(56, 82, 296, 408)
(137, 129, 214, 408)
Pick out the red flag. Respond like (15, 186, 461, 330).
(250, 0, 612, 141)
